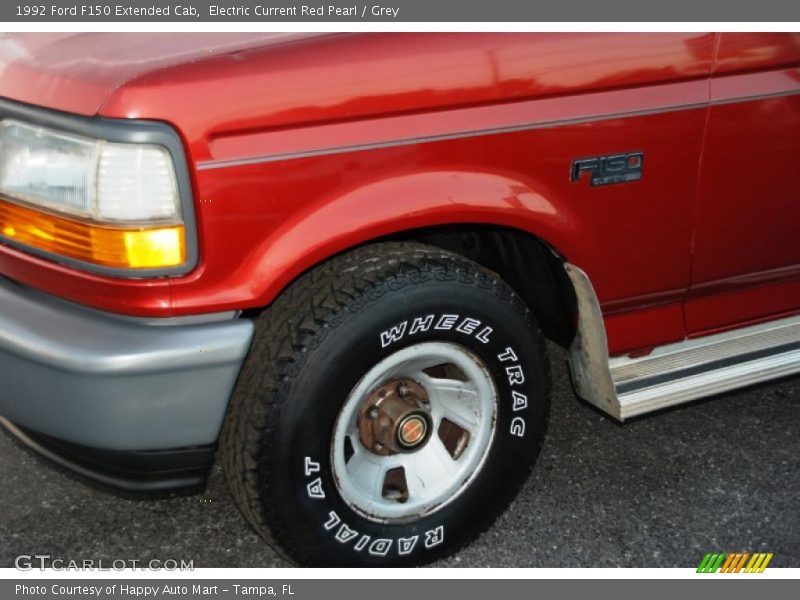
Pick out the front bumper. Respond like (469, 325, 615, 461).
(0, 275, 254, 485)
(1, 418, 217, 491)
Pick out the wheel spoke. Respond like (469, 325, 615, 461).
(346, 454, 385, 497)
(431, 379, 481, 433)
(347, 432, 364, 455)
(404, 438, 458, 499)
(408, 369, 438, 390)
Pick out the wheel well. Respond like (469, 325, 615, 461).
(385, 225, 578, 348)
(244, 224, 579, 348)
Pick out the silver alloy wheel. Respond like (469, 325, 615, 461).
(331, 341, 498, 523)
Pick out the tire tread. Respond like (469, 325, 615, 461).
(220, 242, 548, 564)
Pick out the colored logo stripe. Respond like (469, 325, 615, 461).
(697, 552, 773, 573)
(745, 553, 773, 573)
(697, 553, 725, 573)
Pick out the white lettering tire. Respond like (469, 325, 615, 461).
(220, 242, 550, 566)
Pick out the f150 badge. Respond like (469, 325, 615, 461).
(570, 151, 644, 186)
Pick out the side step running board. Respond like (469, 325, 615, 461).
(565, 264, 800, 420)
(610, 316, 800, 419)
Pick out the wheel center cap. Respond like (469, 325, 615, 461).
(397, 414, 428, 448)
(358, 378, 431, 455)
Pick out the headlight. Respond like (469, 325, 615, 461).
(0, 119, 186, 271)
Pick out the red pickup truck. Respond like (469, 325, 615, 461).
(0, 32, 798, 567)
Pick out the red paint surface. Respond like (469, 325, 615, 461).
(0, 33, 320, 116)
(686, 48, 800, 332)
(0, 32, 797, 356)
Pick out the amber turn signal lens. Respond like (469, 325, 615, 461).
(0, 197, 185, 269)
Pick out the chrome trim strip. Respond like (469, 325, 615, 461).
(197, 88, 800, 171)
(711, 88, 800, 107)
(197, 103, 702, 170)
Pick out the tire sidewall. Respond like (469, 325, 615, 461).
(262, 275, 548, 566)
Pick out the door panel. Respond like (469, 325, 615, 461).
(686, 34, 800, 334)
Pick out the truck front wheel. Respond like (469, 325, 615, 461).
(220, 242, 550, 566)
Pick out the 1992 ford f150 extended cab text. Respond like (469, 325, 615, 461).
(0, 32, 798, 566)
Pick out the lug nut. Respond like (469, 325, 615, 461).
(367, 407, 379, 420)
(373, 442, 384, 452)
(397, 382, 409, 397)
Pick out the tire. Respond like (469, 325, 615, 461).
(220, 242, 550, 566)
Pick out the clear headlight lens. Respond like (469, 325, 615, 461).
(96, 142, 180, 221)
(0, 120, 186, 270)
(0, 120, 180, 221)
(0, 121, 97, 216)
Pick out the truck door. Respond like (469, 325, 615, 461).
(686, 33, 800, 334)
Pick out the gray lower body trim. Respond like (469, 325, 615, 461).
(0, 417, 214, 491)
(0, 276, 254, 450)
(565, 264, 800, 421)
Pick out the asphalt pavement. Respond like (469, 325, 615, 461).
(1, 345, 798, 568)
